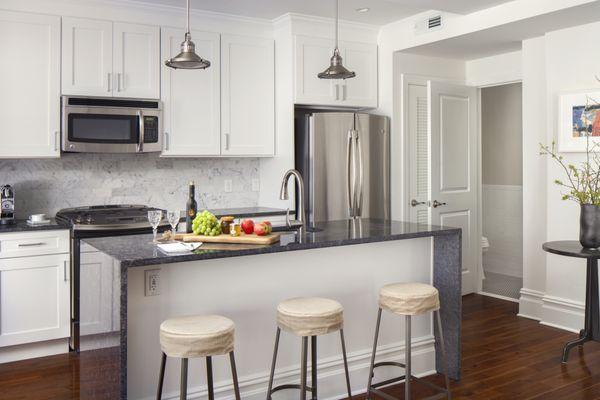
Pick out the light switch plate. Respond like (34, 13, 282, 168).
(224, 179, 233, 193)
(145, 269, 160, 296)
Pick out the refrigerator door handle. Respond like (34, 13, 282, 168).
(355, 131, 364, 217)
(346, 130, 354, 217)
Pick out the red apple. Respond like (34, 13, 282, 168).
(262, 221, 272, 234)
(241, 219, 255, 234)
(254, 223, 268, 236)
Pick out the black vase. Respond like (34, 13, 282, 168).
(580, 204, 600, 248)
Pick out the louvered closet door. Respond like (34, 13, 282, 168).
(406, 78, 430, 225)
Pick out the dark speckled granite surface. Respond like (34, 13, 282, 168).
(0, 219, 66, 233)
(84, 218, 460, 268)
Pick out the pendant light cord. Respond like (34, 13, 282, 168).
(335, 0, 339, 50)
(186, 0, 191, 34)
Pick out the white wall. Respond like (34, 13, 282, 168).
(466, 51, 522, 87)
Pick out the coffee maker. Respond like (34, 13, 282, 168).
(1, 185, 15, 225)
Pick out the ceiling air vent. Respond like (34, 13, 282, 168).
(414, 14, 443, 34)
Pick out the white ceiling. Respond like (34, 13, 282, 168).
(133, 0, 514, 25)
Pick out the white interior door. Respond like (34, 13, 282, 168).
(429, 81, 479, 295)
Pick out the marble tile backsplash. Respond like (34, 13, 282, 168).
(0, 154, 260, 219)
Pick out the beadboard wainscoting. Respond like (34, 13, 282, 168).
(482, 184, 523, 278)
(0, 154, 259, 218)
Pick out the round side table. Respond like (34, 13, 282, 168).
(542, 241, 600, 363)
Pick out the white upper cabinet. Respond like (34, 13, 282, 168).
(294, 35, 378, 108)
(62, 17, 159, 98)
(113, 22, 160, 98)
(161, 28, 221, 157)
(62, 17, 113, 96)
(221, 34, 275, 156)
(0, 10, 60, 158)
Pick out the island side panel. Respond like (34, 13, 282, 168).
(120, 261, 127, 400)
(433, 231, 462, 380)
(125, 238, 439, 400)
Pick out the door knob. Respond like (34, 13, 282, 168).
(432, 200, 447, 208)
(411, 199, 426, 207)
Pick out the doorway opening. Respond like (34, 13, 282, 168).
(479, 82, 523, 301)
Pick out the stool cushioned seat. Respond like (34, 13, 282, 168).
(277, 297, 343, 336)
(379, 283, 439, 315)
(159, 315, 234, 358)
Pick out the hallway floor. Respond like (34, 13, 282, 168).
(481, 271, 523, 300)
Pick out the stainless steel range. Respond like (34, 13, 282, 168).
(56, 204, 169, 352)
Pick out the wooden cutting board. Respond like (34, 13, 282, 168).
(173, 232, 281, 245)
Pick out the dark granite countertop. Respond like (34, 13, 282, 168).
(0, 219, 67, 233)
(84, 218, 460, 268)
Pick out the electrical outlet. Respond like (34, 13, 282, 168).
(252, 179, 260, 192)
(145, 269, 160, 296)
(224, 179, 233, 193)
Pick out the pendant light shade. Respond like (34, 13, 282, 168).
(318, 0, 355, 80)
(165, 0, 210, 70)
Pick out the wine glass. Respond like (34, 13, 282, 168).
(167, 211, 180, 237)
(147, 210, 163, 243)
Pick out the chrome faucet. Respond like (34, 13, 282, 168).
(279, 169, 306, 231)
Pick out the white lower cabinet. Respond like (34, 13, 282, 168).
(80, 250, 114, 336)
(0, 253, 70, 347)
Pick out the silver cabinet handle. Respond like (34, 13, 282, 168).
(432, 200, 447, 208)
(225, 133, 230, 150)
(335, 84, 340, 101)
(107, 73, 112, 92)
(117, 72, 122, 92)
(343, 84, 347, 101)
(411, 199, 427, 207)
(164, 132, 169, 151)
(64, 260, 68, 281)
(18, 242, 46, 247)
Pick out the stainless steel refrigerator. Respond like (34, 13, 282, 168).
(295, 111, 390, 225)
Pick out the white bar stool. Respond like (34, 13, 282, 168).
(366, 283, 451, 400)
(266, 297, 352, 400)
(156, 315, 241, 400)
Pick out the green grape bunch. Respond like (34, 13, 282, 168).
(191, 210, 222, 236)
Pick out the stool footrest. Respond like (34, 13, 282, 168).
(373, 361, 406, 370)
(368, 371, 450, 400)
(371, 375, 406, 388)
(269, 383, 314, 395)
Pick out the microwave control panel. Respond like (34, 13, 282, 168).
(143, 116, 159, 143)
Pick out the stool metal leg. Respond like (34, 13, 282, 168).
(405, 315, 411, 400)
(266, 327, 281, 400)
(180, 358, 188, 400)
(340, 329, 352, 399)
(300, 336, 308, 400)
(156, 352, 167, 400)
(311, 336, 318, 400)
(366, 308, 382, 399)
(206, 356, 215, 400)
(435, 310, 452, 399)
(229, 351, 242, 400)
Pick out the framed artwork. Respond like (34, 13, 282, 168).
(559, 90, 600, 152)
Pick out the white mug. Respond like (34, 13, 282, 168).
(30, 214, 46, 222)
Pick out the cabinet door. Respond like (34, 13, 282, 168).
(80, 251, 114, 336)
(0, 11, 60, 158)
(161, 28, 221, 156)
(221, 34, 274, 156)
(0, 254, 70, 347)
(62, 17, 113, 96)
(113, 22, 160, 99)
(294, 35, 337, 106)
(339, 41, 378, 108)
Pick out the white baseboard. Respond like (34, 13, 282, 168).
(0, 338, 69, 364)
(518, 287, 544, 321)
(154, 336, 436, 400)
(540, 295, 584, 333)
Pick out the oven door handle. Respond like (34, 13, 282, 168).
(137, 110, 144, 153)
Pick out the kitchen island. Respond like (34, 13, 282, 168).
(83, 219, 461, 400)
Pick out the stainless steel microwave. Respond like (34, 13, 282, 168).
(61, 96, 162, 153)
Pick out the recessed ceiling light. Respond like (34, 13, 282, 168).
(356, 7, 370, 13)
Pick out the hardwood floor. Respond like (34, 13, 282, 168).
(0, 294, 598, 399)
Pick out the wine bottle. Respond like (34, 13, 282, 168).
(185, 181, 197, 233)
